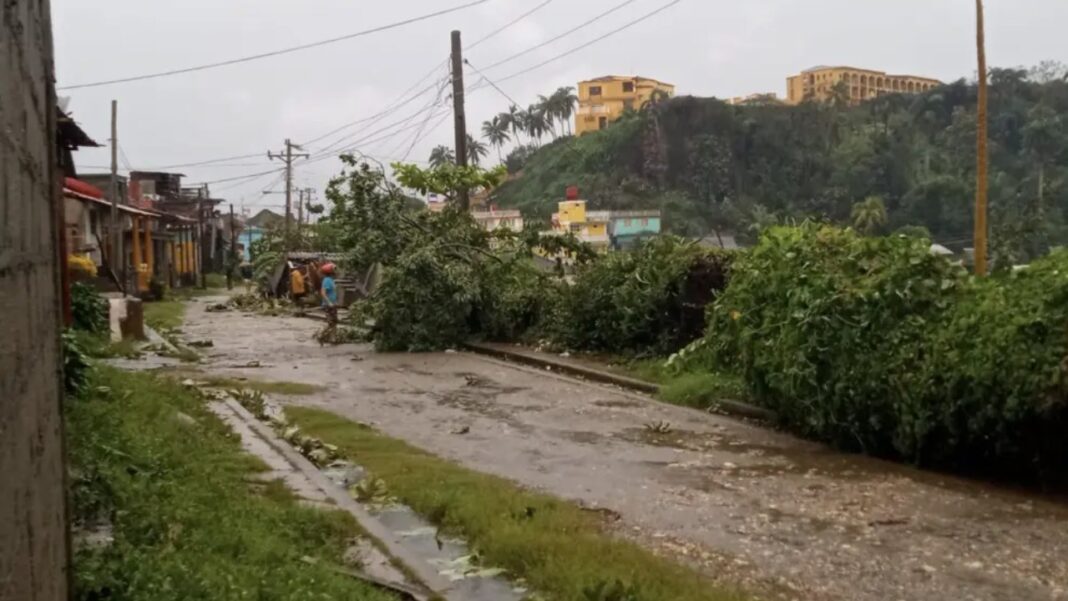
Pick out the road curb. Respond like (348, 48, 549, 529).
(221, 399, 456, 600)
(462, 342, 776, 423)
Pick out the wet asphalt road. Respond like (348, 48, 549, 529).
(180, 298, 1068, 601)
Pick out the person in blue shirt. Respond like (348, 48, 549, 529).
(319, 262, 338, 335)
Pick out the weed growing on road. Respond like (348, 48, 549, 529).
(143, 299, 186, 331)
(66, 367, 394, 601)
(287, 405, 749, 601)
(658, 372, 748, 409)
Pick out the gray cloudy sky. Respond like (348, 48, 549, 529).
(54, 0, 1068, 214)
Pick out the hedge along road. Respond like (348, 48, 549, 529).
(181, 298, 1068, 601)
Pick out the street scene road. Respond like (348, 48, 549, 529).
(181, 298, 1068, 601)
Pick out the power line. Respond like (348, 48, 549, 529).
(58, 0, 490, 90)
(300, 69, 448, 147)
(466, 0, 555, 49)
(188, 167, 284, 186)
(491, 0, 684, 85)
(475, 0, 641, 73)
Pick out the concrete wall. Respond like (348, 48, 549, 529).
(0, 1, 69, 600)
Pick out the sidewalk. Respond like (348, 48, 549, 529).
(462, 341, 774, 421)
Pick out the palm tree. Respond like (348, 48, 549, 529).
(465, 134, 488, 166)
(481, 116, 511, 164)
(428, 145, 454, 168)
(505, 104, 524, 143)
(641, 88, 672, 112)
(524, 103, 549, 146)
(851, 196, 887, 235)
(537, 94, 559, 139)
(550, 86, 578, 135)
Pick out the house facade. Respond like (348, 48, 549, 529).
(575, 75, 675, 135)
(786, 65, 941, 105)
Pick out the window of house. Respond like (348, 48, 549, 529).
(570, 223, 583, 233)
(598, 116, 608, 129)
(589, 85, 602, 96)
(622, 81, 634, 93)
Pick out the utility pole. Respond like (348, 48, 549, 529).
(450, 30, 470, 210)
(228, 204, 236, 290)
(268, 139, 308, 251)
(973, 0, 989, 276)
(108, 100, 124, 295)
(196, 198, 205, 289)
(297, 188, 304, 232)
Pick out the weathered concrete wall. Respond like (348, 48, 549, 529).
(0, 1, 69, 600)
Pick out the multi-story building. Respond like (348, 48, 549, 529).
(588, 209, 662, 249)
(575, 75, 675, 135)
(472, 208, 524, 233)
(786, 66, 941, 105)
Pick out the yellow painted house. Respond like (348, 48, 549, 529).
(575, 75, 675, 135)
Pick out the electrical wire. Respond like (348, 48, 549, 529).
(58, 0, 490, 90)
(491, 0, 684, 85)
(474, 0, 640, 73)
(466, 0, 555, 49)
(187, 167, 284, 186)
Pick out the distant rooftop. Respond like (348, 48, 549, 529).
(581, 75, 674, 86)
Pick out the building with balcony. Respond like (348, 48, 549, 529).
(472, 208, 524, 233)
(786, 66, 941, 105)
(575, 75, 675, 135)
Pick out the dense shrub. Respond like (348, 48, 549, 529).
(72, 282, 108, 334)
(692, 223, 1068, 480)
(474, 258, 560, 342)
(915, 253, 1068, 476)
(551, 236, 732, 355)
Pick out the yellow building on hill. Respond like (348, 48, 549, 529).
(575, 75, 675, 135)
(786, 66, 941, 105)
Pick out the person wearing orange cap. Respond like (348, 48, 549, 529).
(319, 262, 338, 334)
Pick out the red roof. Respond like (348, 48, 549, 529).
(64, 177, 104, 199)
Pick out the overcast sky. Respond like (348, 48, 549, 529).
(54, 0, 1068, 215)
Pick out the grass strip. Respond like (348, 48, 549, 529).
(287, 406, 748, 601)
(143, 299, 187, 331)
(67, 367, 394, 601)
(197, 375, 327, 396)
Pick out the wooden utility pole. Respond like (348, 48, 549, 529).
(450, 30, 470, 209)
(268, 139, 308, 251)
(973, 0, 989, 276)
(108, 100, 124, 294)
(297, 188, 305, 232)
(196, 198, 205, 289)
(227, 204, 236, 290)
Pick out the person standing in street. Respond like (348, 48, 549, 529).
(319, 262, 338, 341)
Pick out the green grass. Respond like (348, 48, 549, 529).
(69, 330, 142, 359)
(287, 406, 747, 601)
(143, 299, 186, 331)
(187, 374, 326, 396)
(67, 367, 393, 601)
(657, 372, 748, 409)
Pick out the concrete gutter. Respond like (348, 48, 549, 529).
(221, 398, 460, 600)
(463, 341, 776, 423)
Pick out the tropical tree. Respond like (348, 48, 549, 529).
(428, 145, 455, 168)
(550, 86, 578, 135)
(641, 88, 672, 111)
(537, 94, 559, 139)
(465, 134, 489, 166)
(524, 103, 549, 146)
(851, 196, 888, 235)
(481, 116, 511, 164)
(504, 105, 523, 143)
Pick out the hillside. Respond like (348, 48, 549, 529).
(492, 66, 1068, 264)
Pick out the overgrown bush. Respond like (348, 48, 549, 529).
(914, 252, 1068, 476)
(72, 282, 108, 333)
(692, 223, 1068, 481)
(551, 236, 732, 355)
(62, 330, 92, 394)
(474, 257, 560, 342)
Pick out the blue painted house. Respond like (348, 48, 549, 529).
(241, 209, 283, 260)
(588, 209, 662, 249)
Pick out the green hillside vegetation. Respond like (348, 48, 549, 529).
(493, 63, 1068, 267)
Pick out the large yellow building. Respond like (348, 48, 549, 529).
(575, 75, 675, 135)
(786, 66, 941, 105)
